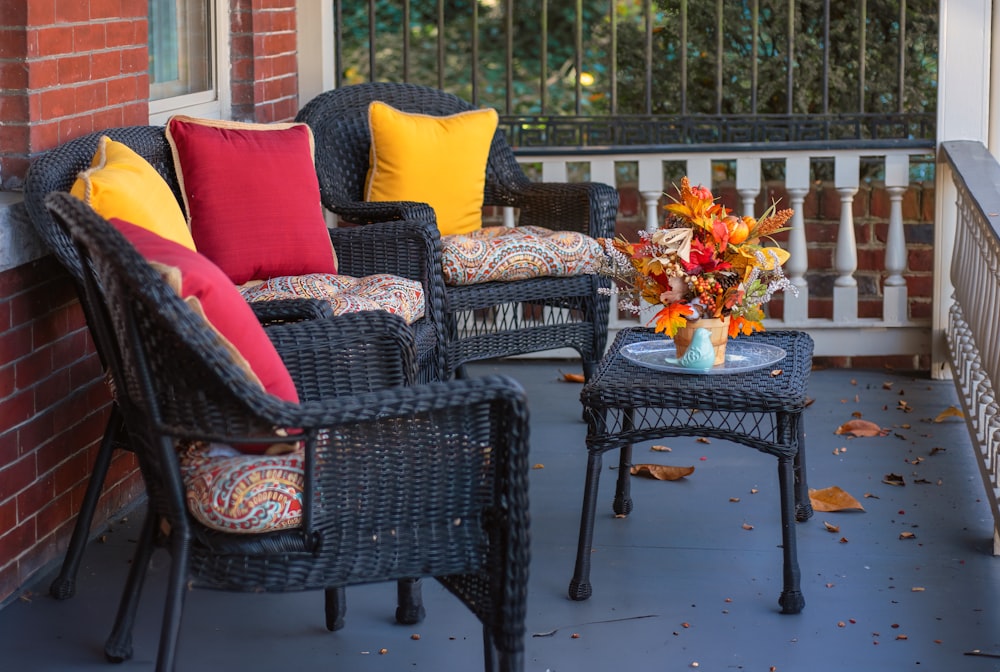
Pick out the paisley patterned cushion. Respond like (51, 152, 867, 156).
(441, 225, 602, 286)
(239, 273, 425, 324)
(180, 442, 304, 533)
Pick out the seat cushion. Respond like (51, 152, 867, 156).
(239, 272, 425, 325)
(365, 101, 498, 236)
(180, 442, 304, 533)
(165, 115, 337, 285)
(110, 218, 300, 454)
(70, 136, 196, 250)
(441, 225, 602, 286)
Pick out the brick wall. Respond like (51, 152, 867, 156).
(230, 0, 299, 122)
(0, 0, 303, 607)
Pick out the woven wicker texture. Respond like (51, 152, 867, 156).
(22, 125, 451, 602)
(296, 82, 618, 379)
(44, 192, 530, 672)
(571, 327, 814, 614)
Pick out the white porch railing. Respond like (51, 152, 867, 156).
(511, 145, 934, 359)
(941, 140, 1000, 553)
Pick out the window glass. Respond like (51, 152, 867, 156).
(149, 0, 213, 101)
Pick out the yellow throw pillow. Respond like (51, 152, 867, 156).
(70, 136, 196, 251)
(365, 101, 498, 236)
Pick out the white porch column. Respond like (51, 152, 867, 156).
(933, 0, 993, 379)
(296, 0, 336, 107)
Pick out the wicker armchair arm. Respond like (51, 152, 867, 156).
(487, 180, 619, 239)
(329, 200, 438, 226)
(251, 298, 333, 324)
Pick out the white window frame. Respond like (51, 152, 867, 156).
(148, 0, 231, 124)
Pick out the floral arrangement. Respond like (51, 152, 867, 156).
(596, 177, 795, 338)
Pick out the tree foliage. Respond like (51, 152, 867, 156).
(336, 0, 938, 120)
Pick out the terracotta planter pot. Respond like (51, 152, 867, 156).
(673, 316, 730, 367)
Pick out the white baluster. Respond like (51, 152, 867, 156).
(883, 154, 909, 324)
(783, 156, 811, 323)
(736, 157, 761, 216)
(834, 155, 860, 322)
(638, 157, 664, 233)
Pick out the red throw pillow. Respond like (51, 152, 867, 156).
(165, 116, 337, 285)
(110, 218, 300, 454)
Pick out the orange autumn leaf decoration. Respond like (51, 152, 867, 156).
(630, 464, 695, 481)
(809, 486, 865, 512)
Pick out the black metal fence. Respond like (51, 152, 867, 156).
(333, 0, 938, 148)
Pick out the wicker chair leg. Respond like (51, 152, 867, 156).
(482, 624, 498, 672)
(324, 587, 346, 631)
(395, 577, 425, 624)
(104, 510, 156, 663)
(50, 408, 126, 600)
(153, 532, 193, 672)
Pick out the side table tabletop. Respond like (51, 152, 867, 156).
(570, 327, 815, 614)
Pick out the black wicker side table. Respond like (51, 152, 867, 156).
(569, 327, 814, 614)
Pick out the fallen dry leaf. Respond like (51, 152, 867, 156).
(929, 447, 947, 456)
(532, 464, 545, 469)
(823, 521, 840, 533)
(729, 497, 741, 502)
(651, 445, 672, 452)
(934, 406, 964, 422)
(770, 369, 783, 377)
(742, 522, 754, 530)
(882, 473, 906, 486)
(835, 419, 890, 437)
(630, 464, 695, 480)
(809, 486, 865, 512)
(899, 531, 917, 540)
(911, 586, 925, 592)
(561, 373, 585, 383)
(696, 437, 711, 444)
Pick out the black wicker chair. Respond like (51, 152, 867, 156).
(44, 192, 530, 672)
(23, 126, 448, 605)
(296, 82, 618, 380)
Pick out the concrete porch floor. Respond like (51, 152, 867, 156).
(2, 359, 999, 671)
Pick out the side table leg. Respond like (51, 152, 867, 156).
(569, 450, 604, 601)
(612, 410, 634, 516)
(793, 415, 814, 521)
(613, 442, 634, 516)
(776, 456, 805, 614)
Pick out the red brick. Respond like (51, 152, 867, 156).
(120, 45, 145, 73)
(74, 80, 105, 113)
(55, 0, 91, 23)
(25, 57, 57, 89)
(905, 275, 933, 299)
(105, 19, 141, 48)
(0, 0, 28, 25)
(15, 412, 54, 458)
(0, 61, 28, 90)
(24, 0, 55, 24)
(105, 73, 138, 105)
(121, 99, 148, 125)
(16, 474, 54, 524)
(57, 113, 94, 142)
(37, 85, 74, 118)
(0, 453, 35, 500)
(72, 21, 105, 51)
(0, 119, 28, 152)
(27, 119, 58, 151)
(0, 323, 31, 363)
(32, 25, 75, 57)
(0, 522, 35, 565)
(907, 248, 934, 273)
(90, 50, 120, 80)
(35, 492, 74, 540)
(0, 499, 15, 534)
(0, 26, 27, 59)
